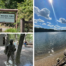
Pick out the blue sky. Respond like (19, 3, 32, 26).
(34, 0, 66, 30)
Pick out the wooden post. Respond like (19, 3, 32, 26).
(27, 23, 29, 32)
(16, 12, 18, 29)
(25, 20, 33, 32)
(20, 18, 25, 32)
(0, 9, 18, 30)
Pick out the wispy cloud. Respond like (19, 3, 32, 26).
(54, 27, 66, 30)
(34, 25, 42, 28)
(47, 24, 54, 27)
(54, 25, 60, 28)
(57, 18, 66, 23)
(60, 27, 66, 30)
(34, 6, 52, 20)
(42, 23, 46, 25)
(34, 19, 44, 23)
(47, 22, 51, 24)
(47, 23, 60, 29)
(47, 22, 54, 27)
(48, 25, 66, 30)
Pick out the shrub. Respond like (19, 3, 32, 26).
(5, 28, 17, 32)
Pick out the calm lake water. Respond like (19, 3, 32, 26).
(35, 32, 66, 56)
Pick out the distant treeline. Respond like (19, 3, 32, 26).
(34, 27, 66, 32)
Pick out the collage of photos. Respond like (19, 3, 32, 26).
(0, 0, 66, 66)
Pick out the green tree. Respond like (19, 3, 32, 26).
(0, 0, 33, 32)
(14, 0, 24, 3)
(0, 0, 5, 8)
(2, 0, 17, 9)
(17, 0, 33, 21)
(25, 34, 33, 42)
(0, 0, 27, 9)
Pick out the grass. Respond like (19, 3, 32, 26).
(5, 28, 17, 32)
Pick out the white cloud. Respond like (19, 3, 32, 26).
(34, 6, 52, 20)
(46, 22, 66, 30)
(57, 18, 66, 23)
(54, 25, 60, 28)
(54, 27, 58, 30)
(53, 25, 66, 30)
(34, 25, 42, 28)
(34, 19, 44, 23)
(34, 19, 38, 23)
(61, 27, 66, 30)
(53, 25, 61, 30)
(47, 24, 54, 27)
(47, 22, 51, 24)
(42, 23, 46, 25)
(47, 23, 60, 29)
(47, 22, 54, 27)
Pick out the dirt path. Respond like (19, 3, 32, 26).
(0, 45, 33, 66)
(19, 45, 33, 66)
(35, 50, 65, 66)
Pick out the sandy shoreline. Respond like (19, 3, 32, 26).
(35, 49, 66, 66)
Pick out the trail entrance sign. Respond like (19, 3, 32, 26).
(0, 9, 18, 29)
(0, 14, 15, 23)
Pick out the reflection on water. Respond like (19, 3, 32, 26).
(35, 32, 66, 56)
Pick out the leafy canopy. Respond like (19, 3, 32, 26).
(17, 0, 33, 21)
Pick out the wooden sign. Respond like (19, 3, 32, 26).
(0, 13, 15, 23)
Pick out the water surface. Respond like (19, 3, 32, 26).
(35, 32, 66, 57)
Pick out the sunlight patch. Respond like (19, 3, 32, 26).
(4, 60, 17, 66)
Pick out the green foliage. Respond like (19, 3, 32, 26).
(8, 34, 15, 40)
(5, 28, 17, 32)
(26, 34, 33, 42)
(0, 0, 25, 9)
(0, 0, 33, 19)
(17, 0, 33, 32)
(14, 0, 24, 3)
(0, 0, 6, 8)
(5, 0, 17, 9)
(9, 34, 20, 41)
(0, 0, 33, 32)
(17, 0, 33, 21)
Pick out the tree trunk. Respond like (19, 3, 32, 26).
(16, 34, 25, 64)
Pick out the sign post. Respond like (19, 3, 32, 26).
(0, 14, 15, 23)
(0, 9, 18, 29)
